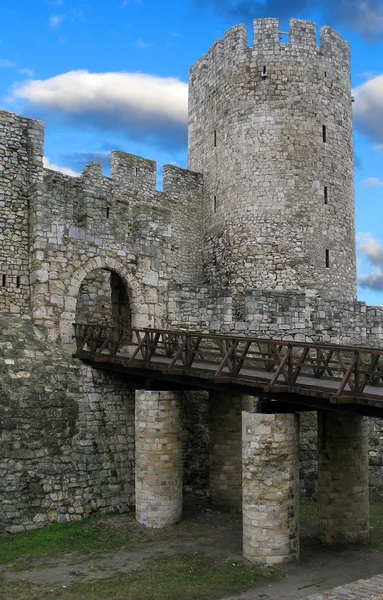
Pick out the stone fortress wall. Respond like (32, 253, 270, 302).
(1, 18, 383, 534)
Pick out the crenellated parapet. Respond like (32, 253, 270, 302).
(190, 18, 350, 89)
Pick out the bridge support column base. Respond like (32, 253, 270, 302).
(318, 412, 369, 545)
(209, 393, 254, 511)
(242, 412, 300, 565)
(135, 390, 182, 528)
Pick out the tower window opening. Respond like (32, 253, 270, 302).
(2, 274, 6, 287)
(213, 196, 217, 213)
(16, 276, 20, 288)
(261, 65, 268, 77)
(106, 207, 110, 219)
(324, 70, 327, 77)
(324, 186, 328, 204)
(213, 130, 217, 147)
(326, 249, 330, 268)
(135, 167, 139, 176)
(322, 125, 327, 143)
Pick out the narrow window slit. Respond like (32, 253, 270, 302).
(106, 207, 110, 219)
(16, 276, 20, 288)
(324, 186, 328, 204)
(261, 65, 268, 78)
(2, 274, 6, 287)
(213, 130, 217, 147)
(322, 125, 327, 143)
(213, 196, 217, 213)
(135, 167, 139, 176)
(326, 249, 330, 268)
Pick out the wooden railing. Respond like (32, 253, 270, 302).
(73, 323, 383, 404)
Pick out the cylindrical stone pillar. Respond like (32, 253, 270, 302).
(209, 393, 253, 511)
(135, 390, 182, 528)
(242, 412, 300, 565)
(318, 411, 369, 544)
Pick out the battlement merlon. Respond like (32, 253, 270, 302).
(0, 109, 44, 181)
(40, 151, 203, 200)
(189, 18, 350, 82)
(31, 149, 204, 234)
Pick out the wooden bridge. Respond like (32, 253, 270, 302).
(73, 323, 383, 418)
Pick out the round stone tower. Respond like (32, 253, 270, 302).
(188, 18, 356, 301)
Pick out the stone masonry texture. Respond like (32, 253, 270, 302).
(242, 411, 300, 564)
(0, 314, 135, 532)
(135, 390, 182, 528)
(0, 17, 382, 536)
(318, 412, 369, 544)
(209, 393, 254, 511)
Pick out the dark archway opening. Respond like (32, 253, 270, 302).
(75, 268, 131, 330)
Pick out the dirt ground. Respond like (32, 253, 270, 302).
(1, 501, 383, 600)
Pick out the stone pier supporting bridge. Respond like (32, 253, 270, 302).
(74, 323, 383, 565)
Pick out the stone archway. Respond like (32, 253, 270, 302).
(60, 257, 147, 343)
(76, 269, 131, 330)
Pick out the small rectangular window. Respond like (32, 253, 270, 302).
(322, 125, 327, 143)
(326, 249, 330, 268)
(324, 186, 328, 204)
(213, 196, 217, 213)
(2, 274, 6, 287)
(213, 130, 217, 147)
(135, 167, 139, 176)
(106, 207, 110, 219)
(16, 276, 20, 288)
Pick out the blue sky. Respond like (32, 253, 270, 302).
(1, 0, 383, 305)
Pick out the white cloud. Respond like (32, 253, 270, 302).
(361, 177, 383, 188)
(121, 0, 142, 6)
(0, 59, 15, 68)
(359, 271, 383, 291)
(353, 74, 383, 143)
(358, 235, 383, 268)
(135, 39, 150, 48)
(11, 70, 188, 148)
(43, 156, 79, 177)
(49, 14, 64, 27)
(19, 67, 35, 78)
(357, 234, 383, 292)
(373, 144, 383, 151)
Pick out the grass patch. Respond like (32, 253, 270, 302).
(0, 554, 282, 600)
(0, 517, 142, 565)
(300, 503, 383, 550)
(369, 503, 383, 549)
(299, 505, 317, 520)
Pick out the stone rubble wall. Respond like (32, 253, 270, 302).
(76, 269, 115, 326)
(0, 314, 214, 532)
(181, 391, 210, 499)
(0, 315, 136, 533)
(168, 285, 383, 347)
